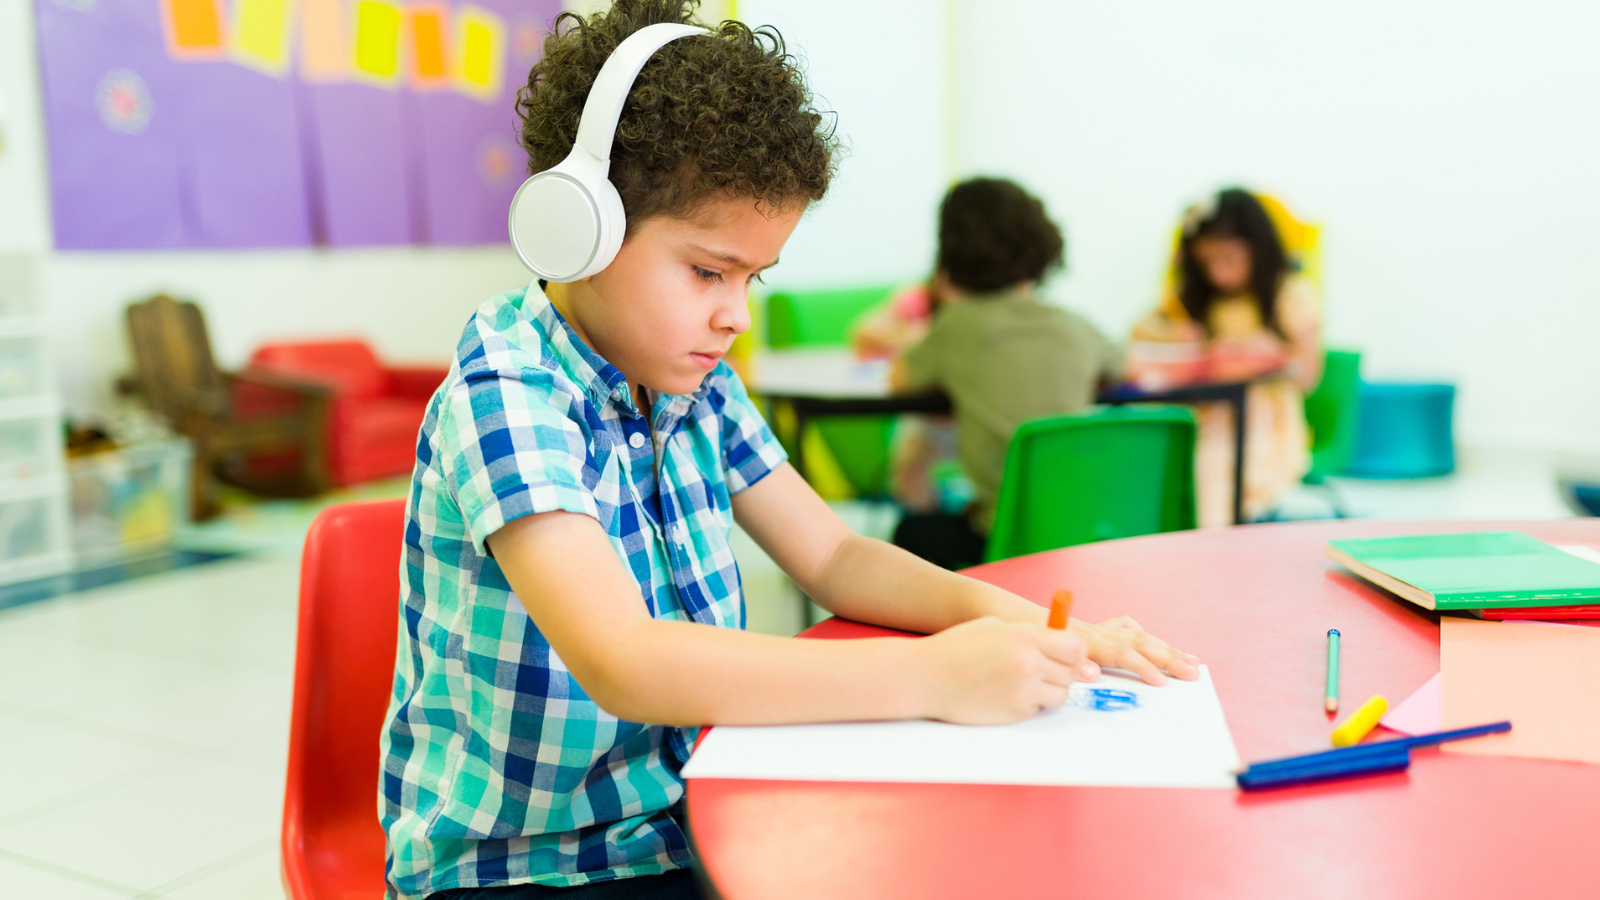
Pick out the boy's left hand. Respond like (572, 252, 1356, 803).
(1069, 615, 1200, 686)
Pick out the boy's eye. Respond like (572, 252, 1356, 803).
(693, 266, 723, 283)
(748, 272, 766, 285)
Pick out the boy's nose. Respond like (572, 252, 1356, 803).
(714, 292, 752, 335)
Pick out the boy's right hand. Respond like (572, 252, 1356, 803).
(915, 616, 1092, 725)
